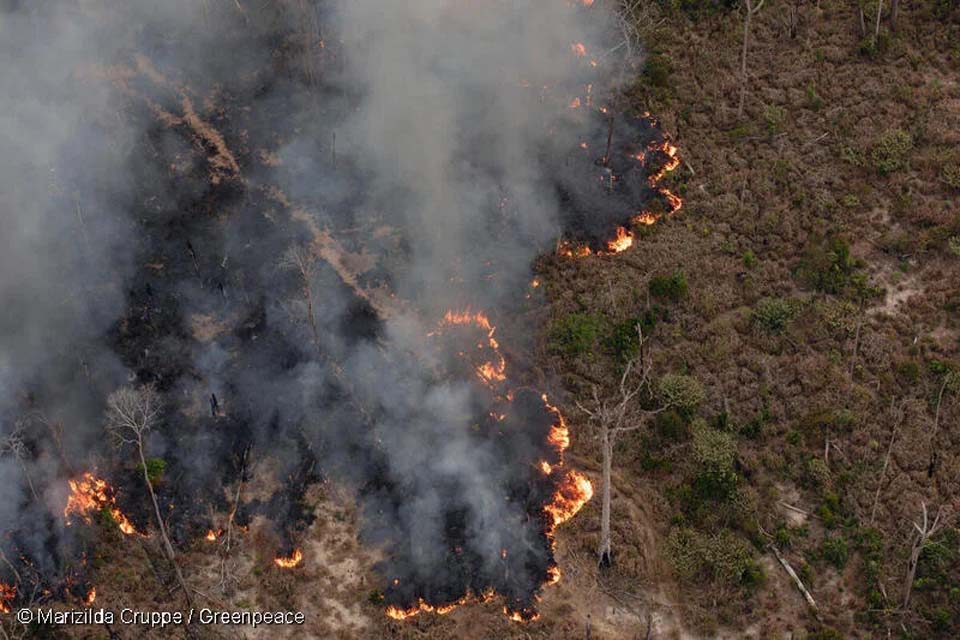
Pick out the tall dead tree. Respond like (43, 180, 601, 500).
(578, 326, 671, 568)
(1, 423, 39, 503)
(902, 502, 950, 609)
(738, 0, 766, 119)
(927, 371, 958, 476)
(105, 385, 194, 610)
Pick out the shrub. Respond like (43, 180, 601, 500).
(798, 236, 879, 299)
(820, 535, 849, 569)
(649, 271, 688, 302)
(655, 410, 688, 442)
(752, 297, 800, 333)
(742, 249, 757, 269)
(871, 128, 913, 175)
(643, 54, 672, 88)
(764, 105, 786, 135)
(667, 527, 758, 587)
(691, 420, 738, 500)
(550, 313, 601, 356)
(604, 318, 646, 363)
(942, 164, 960, 190)
(948, 235, 960, 257)
(659, 374, 705, 415)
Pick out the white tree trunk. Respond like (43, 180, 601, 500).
(598, 429, 614, 568)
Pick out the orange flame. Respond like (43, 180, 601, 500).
(571, 42, 587, 57)
(274, 549, 303, 568)
(606, 226, 634, 253)
(0, 583, 15, 614)
(435, 310, 507, 386)
(544, 470, 594, 529)
(560, 136, 683, 260)
(64, 473, 139, 536)
(85, 587, 96, 606)
(205, 529, 218, 542)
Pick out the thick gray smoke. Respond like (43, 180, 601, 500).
(0, 0, 621, 617)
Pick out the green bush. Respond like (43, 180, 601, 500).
(871, 128, 913, 175)
(549, 313, 601, 356)
(649, 271, 688, 302)
(752, 297, 800, 333)
(820, 535, 849, 569)
(138, 457, 167, 484)
(643, 54, 672, 88)
(604, 318, 646, 363)
(667, 527, 758, 587)
(798, 236, 879, 299)
(942, 164, 960, 190)
(655, 410, 688, 442)
(691, 420, 738, 500)
(659, 374, 705, 415)
(742, 249, 757, 269)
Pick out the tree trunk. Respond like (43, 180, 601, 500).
(890, 0, 899, 30)
(598, 429, 613, 568)
(137, 438, 194, 610)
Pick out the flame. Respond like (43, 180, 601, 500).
(435, 310, 507, 386)
(606, 226, 634, 253)
(274, 548, 303, 568)
(568, 97, 582, 109)
(64, 473, 139, 536)
(544, 470, 594, 529)
(387, 336, 592, 624)
(571, 42, 587, 57)
(205, 529, 218, 542)
(560, 133, 683, 260)
(505, 607, 540, 623)
(386, 596, 469, 621)
(0, 583, 14, 614)
(546, 565, 561, 585)
(85, 587, 96, 606)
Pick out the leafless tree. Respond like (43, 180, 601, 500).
(105, 385, 194, 609)
(281, 246, 321, 350)
(578, 326, 671, 568)
(870, 399, 909, 525)
(902, 502, 951, 609)
(738, 0, 766, 119)
(927, 371, 958, 475)
(0, 423, 39, 503)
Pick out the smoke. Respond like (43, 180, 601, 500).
(0, 0, 628, 617)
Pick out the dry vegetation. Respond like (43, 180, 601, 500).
(537, 0, 960, 637)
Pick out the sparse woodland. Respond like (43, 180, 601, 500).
(541, 0, 960, 637)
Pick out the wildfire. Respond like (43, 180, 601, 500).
(543, 470, 594, 529)
(85, 588, 96, 606)
(560, 132, 684, 259)
(274, 548, 303, 569)
(0, 583, 15, 614)
(606, 226, 634, 253)
(205, 529, 218, 542)
(434, 310, 507, 386)
(571, 42, 587, 57)
(64, 473, 139, 536)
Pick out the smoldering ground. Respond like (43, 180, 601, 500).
(0, 0, 654, 617)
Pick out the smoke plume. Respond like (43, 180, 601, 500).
(0, 0, 645, 619)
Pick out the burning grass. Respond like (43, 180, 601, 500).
(64, 473, 140, 537)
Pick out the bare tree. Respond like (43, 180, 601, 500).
(578, 326, 671, 568)
(902, 502, 951, 609)
(870, 399, 907, 525)
(927, 371, 958, 476)
(1, 423, 39, 503)
(105, 385, 194, 610)
(281, 246, 322, 351)
(738, 0, 766, 119)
